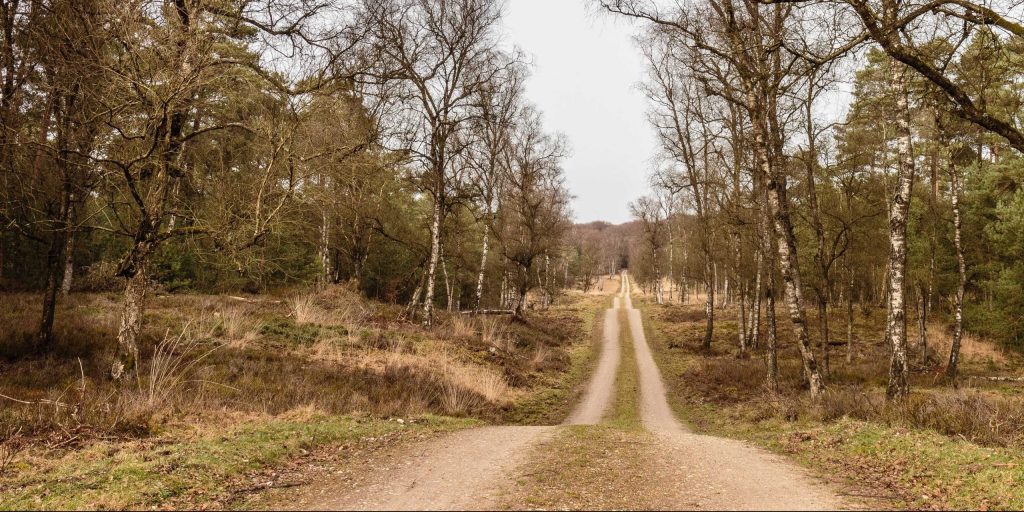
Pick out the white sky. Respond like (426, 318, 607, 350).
(503, 0, 656, 225)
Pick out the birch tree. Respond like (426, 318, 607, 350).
(361, 0, 507, 325)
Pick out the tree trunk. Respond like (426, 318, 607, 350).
(946, 162, 966, 383)
(917, 288, 927, 365)
(749, 250, 762, 349)
(441, 245, 453, 313)
(818, 297, 830, 377)
(423, 198, 442, 325)
(884, 62, 916, 401)
(543, 253, 551, 309)
(514, 280, 528, 320)
(766, 167, 825, 395)
(667, 217, 675, 302)
(37, 119, 76, 351)
(846, 263, 855, 364)
(734, 232, 747, 355)
(474, 221, 490, 312)
(318, 207, 330, 288)
(113, 265, 148, 381)
(702, 257, 715, 350)
(60, 226, 74, 296)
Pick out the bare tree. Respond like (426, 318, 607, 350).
(602, 0, 827, 395)
(361, 0, 509, 325)
(495, 108, 571, 320)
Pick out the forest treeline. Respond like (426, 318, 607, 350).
(599, 0, 1024, 399)
(0, 0, 577, 377)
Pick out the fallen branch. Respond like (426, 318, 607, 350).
(966, 375, 1024, 383)
(227, 295, 283, 304)
(460, 309, 514, 315)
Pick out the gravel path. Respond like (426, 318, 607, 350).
(565, 280, 623, 425)
(280, 273, 845, 511)
(304, 426, 554, 511)
(621, 273, 845, 511)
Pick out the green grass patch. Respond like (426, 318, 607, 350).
(0, 414, 474, 510)
(608, 308, 642, 430)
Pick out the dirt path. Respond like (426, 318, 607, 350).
(565, 279, 624, 425)
(290, 426, 554, 511)
(278, 281, 624, 511)
(269, 273, 845, 511)
(621, 273, 844, 511)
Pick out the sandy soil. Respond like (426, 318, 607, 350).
(282, 426, 554, 511)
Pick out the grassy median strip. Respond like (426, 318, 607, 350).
(498, 304, 658, 510)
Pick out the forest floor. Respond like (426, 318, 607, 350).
(635, 287, 1024, 510)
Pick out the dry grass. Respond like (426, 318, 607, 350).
(356, 347, 515, 415)
(290, 294, 330, 325)
(0, 284, 582, 452)
(447, 315, 476, 340)
(480, 317, 513, 353)
(218, 307, 262, 349)
(646, 298, 1024, 448)
(928, 325, 1009, 366)
(809, 387, 1024, 447)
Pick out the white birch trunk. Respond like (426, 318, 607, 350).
(423, 199, 442, 325)
(474, 223, 490, 312)
(319, 208, 330, 288)
(947, 163, 966, 382)
(60, 228, 74, 296)
(884, 63, 915, 401)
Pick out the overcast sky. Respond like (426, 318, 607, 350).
(503, 0, 655, 225)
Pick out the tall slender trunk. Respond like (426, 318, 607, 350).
(738, 282, 748, 355)
(667, 217, 675, 302)
(474, 221, 490, 312)
(60, 226, 74, 296)
(763, 152, 824, 395)
(846, 261, 855, 364)
(702, 257, 715, 350)
(884, 62, 916, 401)
(734, 233, 747, 355)
(38, 188, 72, 352)
(681, 248, 689, 304)
(723, 270, 730, 308)
(946, 162, 966, 383)
(423, 198, 442, 325)
(441, 245, 453, 312)
(543, 253, 551, 309)
(499, 270, 508, 309)
(765, 284, 779, 392)
(818, 297, 830, 377)
(38, 90, 77, 351)
(916, 288, 927, 365)
(749, 251, 762, 347)
(757, 187, 779, 390)
(803, 97, 831, 379)
(318, 207, 330, 288)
